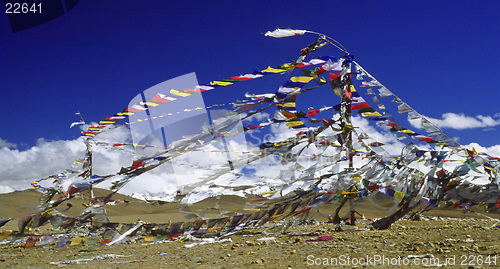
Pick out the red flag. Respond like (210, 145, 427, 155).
(306, 109, 320, 117)
(329, 72, 340, 81)
(24, 235, 42, 248)
(292, 207, 312, 216)
(315, 65, 327, 76)
(230, 76, 252, 81)
(351, 102, 371, 110)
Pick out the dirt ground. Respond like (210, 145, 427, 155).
(1, 218, 499, 268)
(0, 190, 499, 268)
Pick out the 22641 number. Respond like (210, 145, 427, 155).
(5, 3, 41, 14)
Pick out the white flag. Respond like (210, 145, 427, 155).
(264, 28, 307, 38)
(70, 121, 85, 128)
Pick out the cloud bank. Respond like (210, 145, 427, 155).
(0, 138, 17, 149)
(1, 111, 499, 196)
(422, 112, 500, 130)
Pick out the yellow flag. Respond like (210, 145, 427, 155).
(361, 111, 382, 117)
(397, 129, 415, 133)
(206, 226, 223, 233)
(290, 76, 314, 83)
(394, 191, 404, 200)
(259, 190, 278, 196)
(210, 81, 233, 86)
(286, 121, 305, 127)
(243, 208, 261, 212)
(262, 66, 286, 73)
(0, 231, 13, 241)
(273, 141, 290, 147)
(69, 237, 85, 246)
(333, 87, 341, 96)
(342, 124, 354, 134)
(268, 214, 284, 222)
(140, 101, 159, 107)
(170, 89, 191, 97)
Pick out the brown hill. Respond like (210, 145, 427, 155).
(0, 188, 498, 233)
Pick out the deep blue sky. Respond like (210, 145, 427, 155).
(1, 0, 499, 150)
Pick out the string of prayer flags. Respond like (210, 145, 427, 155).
(24, 32, 499, 239)
(81, 53, 331, 138)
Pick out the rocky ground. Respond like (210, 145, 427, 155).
(1, 217, 499, 268)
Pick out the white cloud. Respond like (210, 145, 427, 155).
(422, 112, 500, 130)
(463, 142, 500, 158)
(0, 138, 17, 149)
(245, 111, 271, 123)
(0, 137, 86, 192)
(2, 108, 500, 200)
(352, 116, 409, 156)
(0, 185, 14, 193)
(0, 127, 137, 194)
